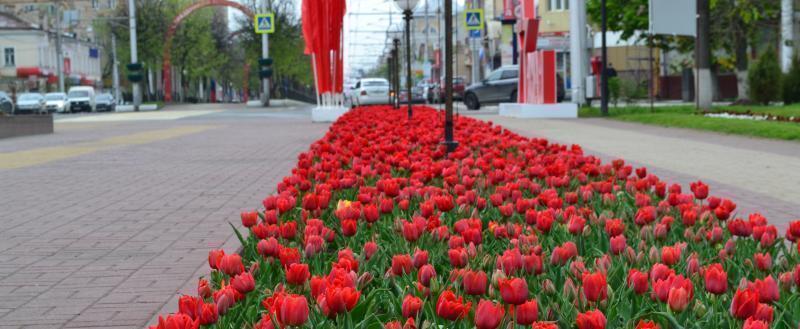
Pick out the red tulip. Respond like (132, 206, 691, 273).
(462, 270, 488, 295)
(660, 245, 681, 266)
(604, 219, 625, 237)
(342, 219, 358, 237)
(754, 253, 772, 271)
(231, 272, 255, 294)
(474, 299, 504, 329)
(280, 294, 309, 326)
(418, 264, 437, 287)
(241, 211, 258, 228)
(151, 314, 199, 329)
(197, 279, 211, 299)
(435, 290, 471, 321)
(635, 320, 661, 329)
(576, 309, 606, 329)
(609, 235, 626, 255)
(582, 271, 608, 303)
(749, 276, 779, 303)
(412, 249, 428, 268)
(532, 322, 559, 329)
(498, 277, 528, 305)
(785, 220, 800, 241)
(218, 254, 244, 277)
(402, 294, 422, 319)
(514, 299, 538, 325)
(731, 288, 760, 319)
(667, 287, 691, 312)
(627, 269, 649, 295)
(728, 218, 752, 237)
(257, 237, 280, 258)
(364, 241, 378, 260)
(279, 247, 300, 268)
(690, 180, 708, 200)
(448, 248, 468, 268)
(392, 254, 413, 276)
(743, 318, 770, 329)
(363, 203, 379, 223)
(320, 286, 361, 317)
(550, 241, 578, 266)
(752, 303, 774, 323)
(704, 263, 728, 295)
(208, 249, 225, 270)
(197, 302, 218, 325)
(286, 263, 310, 285)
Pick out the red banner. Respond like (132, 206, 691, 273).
(503, 0, 516, 21)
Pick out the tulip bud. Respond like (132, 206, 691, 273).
(542, 279, 556, 294)
(649, 246, 659, 263)
(491, 269, 506, 286)
(358, 271, 373, 290)
(692, 299, 707, 317)
(724, 240, 736, 255)
(624, 247, 636, 264)
(779, 272, 794, 290)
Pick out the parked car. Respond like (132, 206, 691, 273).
(67, 86, 96, 112)
(399, 86, 426, 104)
(45, 93, 68, 113)
(430, 76, 467, 103)
(463, 66, 519, 110)
(95, 93, 116, 112)
(462, 66, 565, 110)
(0, 91, 13, 114)
(15, 93, 46, 114)
(351, 78, 391, 107)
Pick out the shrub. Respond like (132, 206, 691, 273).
(620, 78, 646, 105)
(749, 48, 782, 105)
(783, 56, 800, 105)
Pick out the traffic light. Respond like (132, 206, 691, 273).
(259, 58, 273, 79)
(127, 63, 143, 83)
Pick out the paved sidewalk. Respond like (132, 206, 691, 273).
(476, 115, 800, 230)
(0, 103, 327, 328)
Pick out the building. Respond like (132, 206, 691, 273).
(0, 11, 102, 93)
(409, 1, 470, 85)
(1, 0, 119, 42)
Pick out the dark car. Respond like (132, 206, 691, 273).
(399, 86, 426, 104)
(430, 77, 466, 103)
(462, 66, 565, 110)
(0, 91, 13, 114)
(95, 93, 116, 112)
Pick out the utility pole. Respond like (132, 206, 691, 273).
(261, 0, 270, 107)
(569, 0, 588, 106)
(781, 0, 794, 73)
(128, 0, 140, 111)
(55, 1, 64, 93)
(443, 0, 457, 153)
(697, 0, 712, 111)
(600, 0, 609, 116)
(112, 34, 120, 102)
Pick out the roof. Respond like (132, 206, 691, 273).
(0, 11, 36, 30)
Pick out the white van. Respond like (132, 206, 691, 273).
(67, 86, 96, 112)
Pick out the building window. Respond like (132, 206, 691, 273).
(4, 48, 15, 67)
(549, 0, 568, 11)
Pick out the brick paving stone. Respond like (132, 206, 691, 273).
(0, 103, 327, 328)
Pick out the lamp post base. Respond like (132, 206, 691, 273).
(441, 140, 459, 153)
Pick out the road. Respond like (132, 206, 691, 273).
(0, 102, 328, 328)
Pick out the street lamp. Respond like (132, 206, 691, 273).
(388, 27, 403, 109)
(394, 0, 419, 120)
(442, 0, 457, 153)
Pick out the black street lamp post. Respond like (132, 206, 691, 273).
(393, 38, 401, 109)
(442, 0, 458, 153)
(394, 0, 419, 120)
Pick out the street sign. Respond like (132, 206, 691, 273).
(465, 9, 484, 31)
(469, 29, 481, 38)
(255, 13, 275, 34)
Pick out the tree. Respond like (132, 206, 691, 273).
(748, 47, 782, 104)
(586, 0, 780, 102)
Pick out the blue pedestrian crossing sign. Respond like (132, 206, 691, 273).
(255, 13, 275, 34)
(464, 9, 484, 31)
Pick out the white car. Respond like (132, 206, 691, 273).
(45, 92, 68, 113)
(15, 93, 46, 114)
(351, 78, 391, 107)
(67, 86, 96, 112)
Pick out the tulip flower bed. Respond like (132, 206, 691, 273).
(151, 106, 800, 329)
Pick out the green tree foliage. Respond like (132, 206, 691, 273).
(748, 48, 782, 105)
(783, 56, 800, 105)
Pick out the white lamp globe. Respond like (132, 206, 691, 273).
(394, 0, 420, 12)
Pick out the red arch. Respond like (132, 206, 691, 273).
(162, 0, 255, 102)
